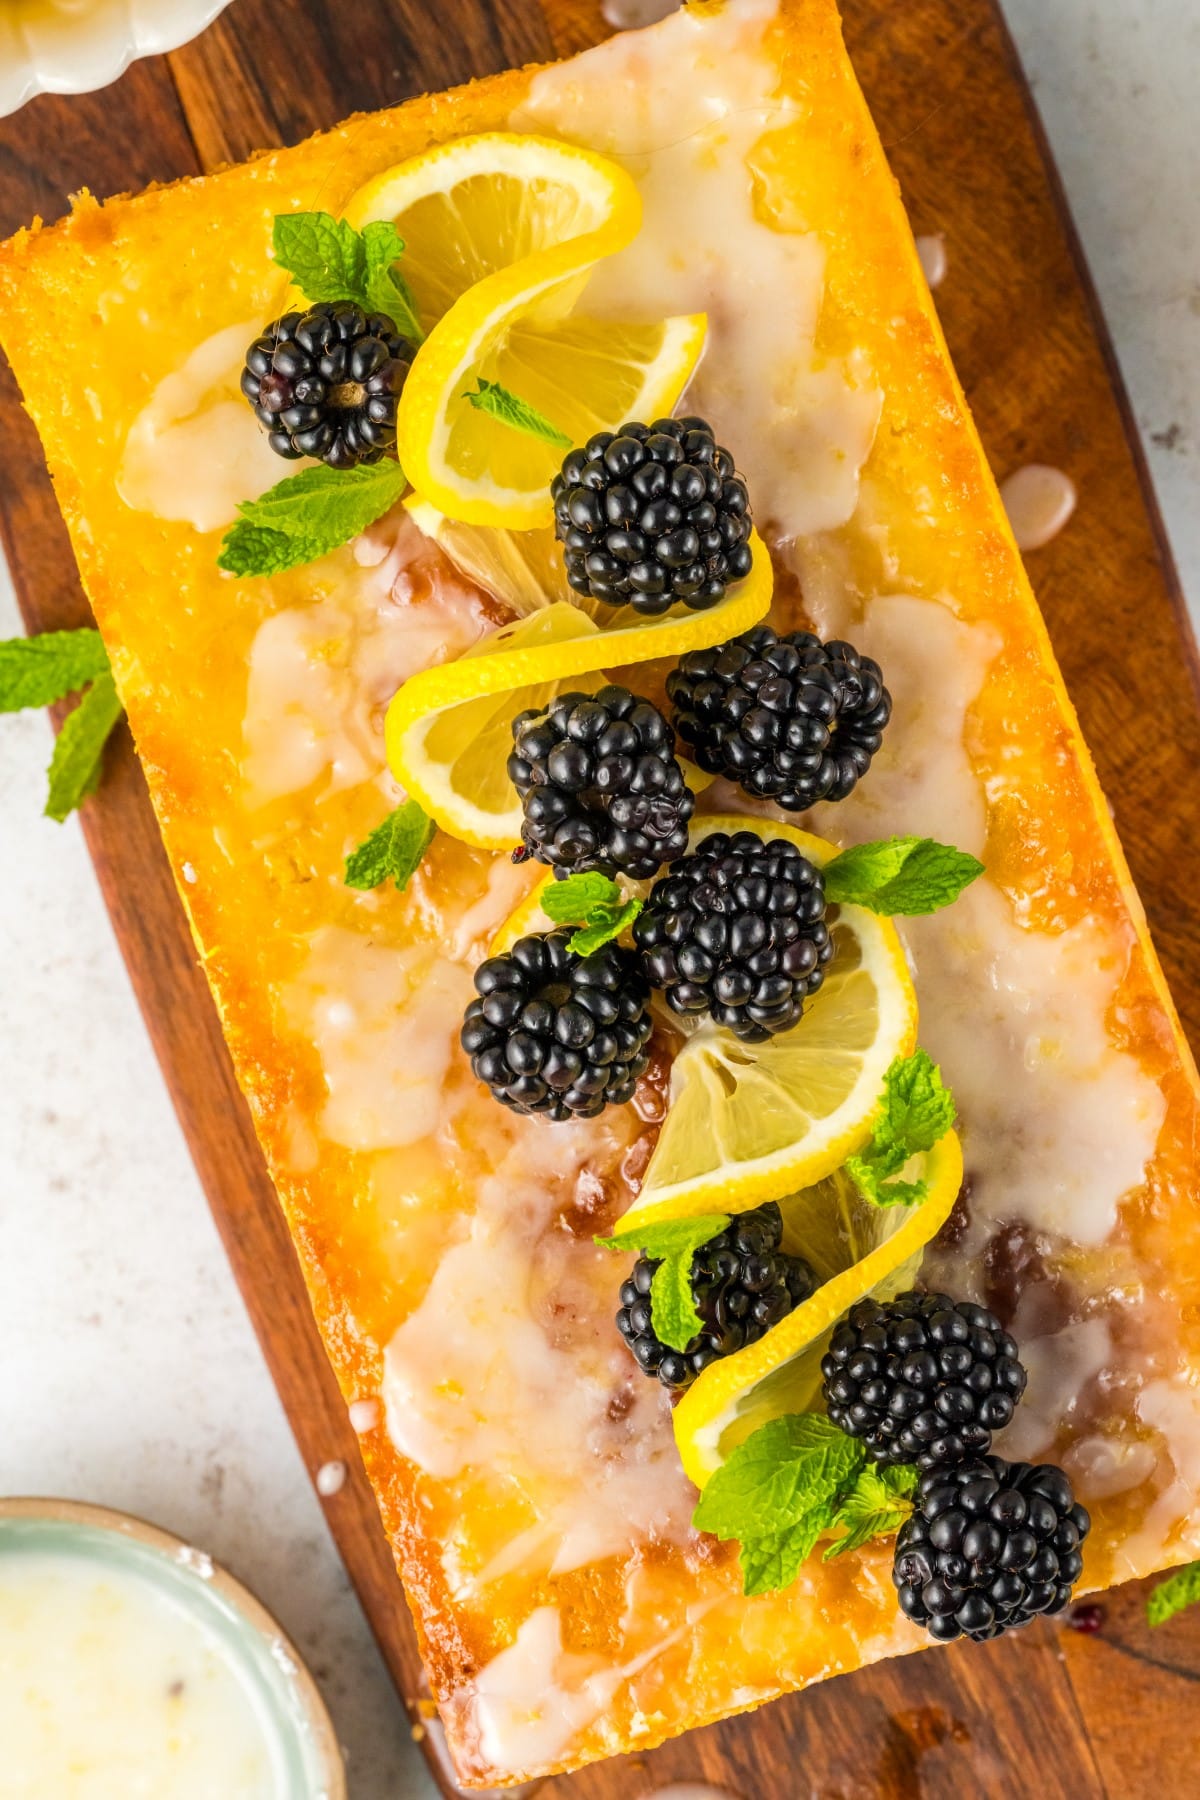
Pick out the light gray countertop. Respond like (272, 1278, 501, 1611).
(0, 4, 1196, 1795)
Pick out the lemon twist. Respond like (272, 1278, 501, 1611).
(672, 1129, 964, 1488)
(384, 535, 773, 848)
(343, 132, 708, 529)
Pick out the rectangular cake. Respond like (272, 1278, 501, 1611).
(3, 0, 1199, 1786)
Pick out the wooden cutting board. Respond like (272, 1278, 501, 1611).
(2, 2, 1199, 1794)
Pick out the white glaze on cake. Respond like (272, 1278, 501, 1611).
(118, 320, 285, 532)
(515, 0, 883, 539)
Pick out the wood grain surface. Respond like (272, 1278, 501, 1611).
(2, 2, 1199, 1795)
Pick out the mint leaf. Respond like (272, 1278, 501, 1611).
(540, 870, 643, 955)
(597, 1213, 729, 1262)
(1147, 1561, 1200, 1627)
(823, 1463, 915, 1559)
(218, 523, 331, 577)
(465, 379, 572, 449)
(883, 1464, 920, 1499)
(742, 1502, 838, 1596)
(272, 212, 366, 304)
(44, 669, 122, 822)
(824, 836, 984, 916)
(692, 1414, 864, 1542)
(597, 1214, 729, 1354)
(270, 212, 424, 344)
(219, 462, 407, 577)
(879, 1048, 956, 1155)
(0, 629, 109, 712)
(345, 801, 436, 893)
(542, 872, 621, 923)
(847, 1050, 957, 1208)
(570, 897, 643, 957)
(361, 220, 424, 344)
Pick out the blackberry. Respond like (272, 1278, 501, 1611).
(616, 1204, 816, 1391)
(893, 1455, 1090, 1642)
(508, 686, 694, 880)
(460, 929, 651, 1120)
(634, 830, 832, 1041)
(552, 416, 753, 617)
(667, 627, 892, 810)
(821, 1291, 1027, 1470)
(241, 301, 414, 468)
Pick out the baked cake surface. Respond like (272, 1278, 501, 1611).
(2, 0, 1200, 1784)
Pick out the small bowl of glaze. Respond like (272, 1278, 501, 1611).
(0, 0, 233, 118)
(0, 1497, 345, 1798)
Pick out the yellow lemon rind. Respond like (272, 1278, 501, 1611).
(673, 1127, 965, 1489)
(385, 534, 773, 844)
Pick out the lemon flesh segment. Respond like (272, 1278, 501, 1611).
(614, 816, 918, 1232)
(385, 534, 773, 847)
(404, 496, 574, 617)
(401, 282, 708, 528)
(673, 1129, 964, 1489)
(342, 132, 642, 333)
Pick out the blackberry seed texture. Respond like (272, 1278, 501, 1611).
(242, 301, 414, 468)
(552, 416, 753, 617)
(668, 626, 892, 810)
(508, 685, 694, 880)
(461, 929, 651, 1120)
(616, 1203, 817, 1391)
(893, 1455, 1090, 1642)
(821, 1291, 1028, 1469)
(635, 829, 832, 1041)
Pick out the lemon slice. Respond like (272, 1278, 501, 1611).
(615, 818, 917, 1232)
(404, 496, 575, 617)
(401, 298, 707, 529)
(346, 132, 708, 528)
(343, 132, 642, 334)
(672, 1129, 964, 1488)
(386, 533, 773, 846)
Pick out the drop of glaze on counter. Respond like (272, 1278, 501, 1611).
(315, 1461, 346, 1497)
(640, 1787, 740, 1800)
(915, 233, 948, 289)
(1000, 463, 1077, 550)
(602, 0, 679, 26)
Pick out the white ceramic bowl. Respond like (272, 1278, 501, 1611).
(0, 0, 233, 118)
(0, 1496, 347, 1798)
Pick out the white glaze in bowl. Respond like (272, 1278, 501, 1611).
(0, 0, 233, 118)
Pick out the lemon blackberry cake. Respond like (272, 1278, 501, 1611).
(2, 0, 1199, 1786)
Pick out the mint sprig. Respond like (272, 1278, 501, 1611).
(541, 871, 644, 957)
(597, 1214, 729, 1352)
(846, 1049, 957, 1208)
(464, 379, 572, 449)
(0, 628, 123, 821)
(823, 1464, 917, 1559)
(344, 800, 436, 893)
(1147, 1561, 1200, 1627)
(0, 629, 108, 711)
(823, 837, 984, 916)
(219, 462, 408, 578)
(44, 669, 123, 822)
(692, 1414, 913, 1596)
(272, 212, 424, 345)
